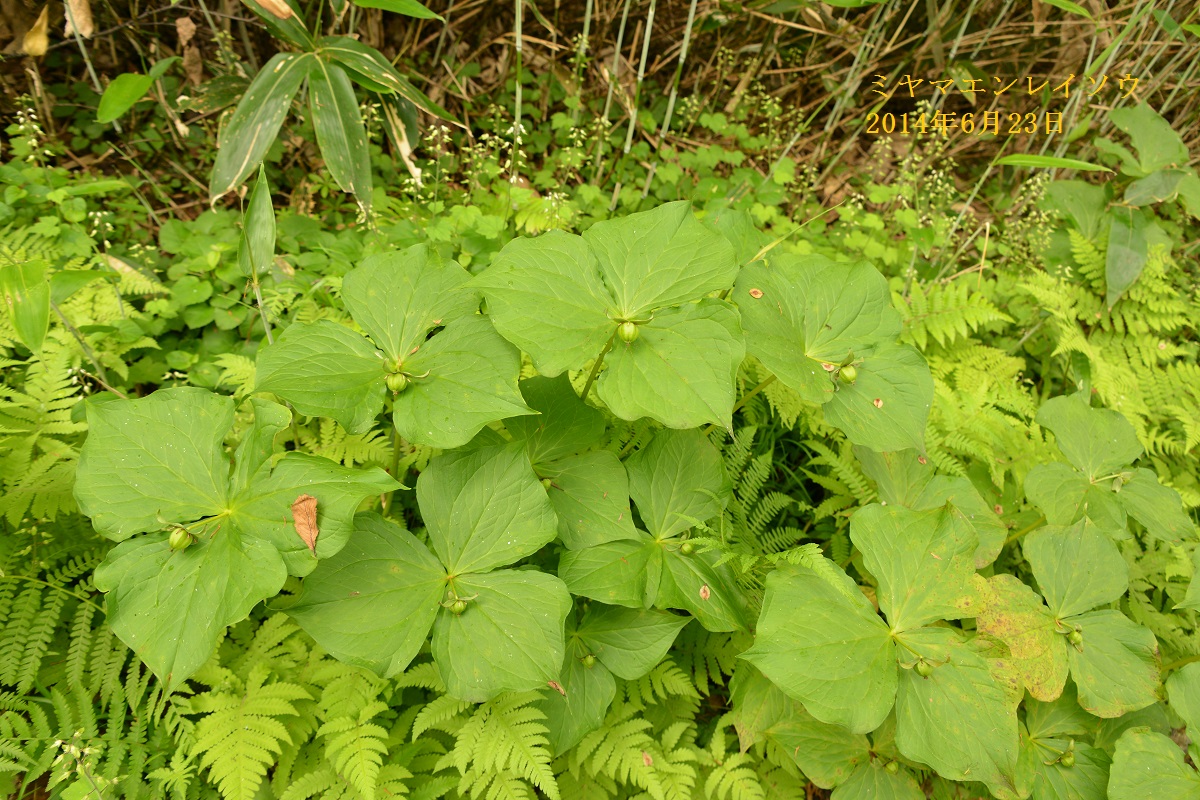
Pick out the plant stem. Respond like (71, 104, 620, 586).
(580, 334, 616, 402)
(1004, 516, 1046, 547)
(51, 301, 118, 393)
(1162, 653, 1200, 674)
(251, 279, 274, 345)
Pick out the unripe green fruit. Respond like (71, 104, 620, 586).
(541, 477, 554, 490)
(839, 365, 858, 384)
(1067, 628, 1083, 646)
(1059, 751, 1075, 768)
(449, 599, 468, 615)
(618, 321, 639, 343)
(169, 527, 193, 552)
(386, 372, 410, 393)
(884, 761, 899, 775)
(582, 654, 597, 668)
(915, 660, 934, 678)
(680, 541, 695, 556)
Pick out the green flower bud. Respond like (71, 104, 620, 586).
(169, 526, 193, 552)
(1059, 751, 1075, 768)
(450, 598, 468, 616)
(680, 541, 695, 556)
(1067, 628, 1083, 647)
(582, 654, 597, 668)
(541, 477, 554, 490)
(884, 761, 900, 774)
(386, 372, 410, 393)
(617, 321, 639, 343)
(839, 364, 858, 384)
(915, 659, 934, 678)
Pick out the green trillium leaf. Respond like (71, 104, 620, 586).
(597, 298, 744, 430)
(893, 626, 1021, 800)
(1107, 729, 1200, 799)
(974, 574, 1069, 702)
(822, 343, 933, 453)
(1064, 609, 1159, 718)
(1036, 394, 1143, 479)
(912, 476, 1007, 568)
(854, 446, 933, 508)
(230, 397, 292, 493)
(254, 319, 386, 434)
(582, 200, 737, 317)
(341, 244, 479, 363)
(536, 629, 617, 753)
(284, 513, 444, 677)
(625, 428, 731, 540)
(574, 605, 689, 680)
(1017, 737, 1110, 800)
(658, 545, 749, 632)
(1115, 467, 1195, 544)
(417, 444, 558, 575)
(851, 504, 978, 632)
(75, 387, 233, 539)
(1022, 682, 1098, 741)
(1023, 521, 1128, 619)
(558, 535, 654, 608)
(1025, 462, 1091, 526)
(544, 451, 637, 549)
(392, 315, 535, 449)
(432, 569, 572, 702)
(507, 375, 606, 465)
(94, 529, 286, 691)
(741, 562, 896, 734)
(735, 254, 901, 405)
(832, 761, 925, 800)
(1166, 662, 1200, 732)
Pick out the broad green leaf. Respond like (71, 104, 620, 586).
(576, 605, 689, 680)
(341, 244, 477, 364)
(1105, 207, 1149, 307)
(1115, 468, 1194, 543)
(432, 569, 571, 702)
(75, 388, 232, 539)
(1024, 521, 1128, 618)
(854, 447, 933, 508)
(473, 231, 614, 376)
(210, 52, 312, 200)
(308, 60, 372, 215)
(1168, 663, 1200, 732)
(704, 207, 770, 267)
(254, 320, 386, 435)
(507, 375, 605, 465)
(49, 269, 108, 305)
(735, 254, 901, 405)
(741, 563, 896, 733)
(731, 662, 869, 789)
(975, 574, 1069, 702)
(1043, 180, 1108, 239)
(658, 546, 748, 632)
(94, 530, 286, 691)
(1108, 103, 1190, 174)
(581, 201, 736, 318)
(238, 164, 275, 279)
(894, 626, 1021, 800)
(0, 259, 50, 353)
(914, 476, 1007, 568)
(392, 316, 535, 449)
(229, 397, 293, 492)
(851, 504, 978, 632)
(1025, 463, 1091, 525)
(96, 57, 180, 123)
(1023, 683, 1099, 740)
(832, 761, 924, 800)
(995, 154, 1110, 173)
(558, 536, 653, 607)
(1107, 729, 1200, 799)
(1036, 395, 1142, 479)
(1018, 738, 1110, 800)
(350, 0, 443, 19)
(318, 36, 409, 94)
(1125, 168, 1188, 206)
(823, 343, 933, 452)
(545, 451, 637, 549)
(536, 633, 616, 753)
(285, 514, 444, 677)
(597, 299, 743, 429)
(230, 452, 399, 575)
(1093, 704, 1172, 753)
(625, 428, 730, 540)
(416, 445, 557, 575)
(1065, 610, 1159, 718)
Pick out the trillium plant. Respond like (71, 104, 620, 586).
(73, 186, 1198, 798)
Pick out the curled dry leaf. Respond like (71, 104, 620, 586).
(292, 494, 319, 555)
(64, 0, 94, 38)
(23, 6, 50, 57)
(256, 0, 295, 20)
(547, 680, 566, 696)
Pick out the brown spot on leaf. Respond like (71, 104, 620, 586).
(699, 584, 711, 601)
(917, 456, 928, 465)
(548, 680, 566, 696)
(872, 398, 884, 408)
(642, 751, 654, 767)
(994, 504, 1004, 515)
(748, 288, 764, 299)
(292, 494, 319, 555)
